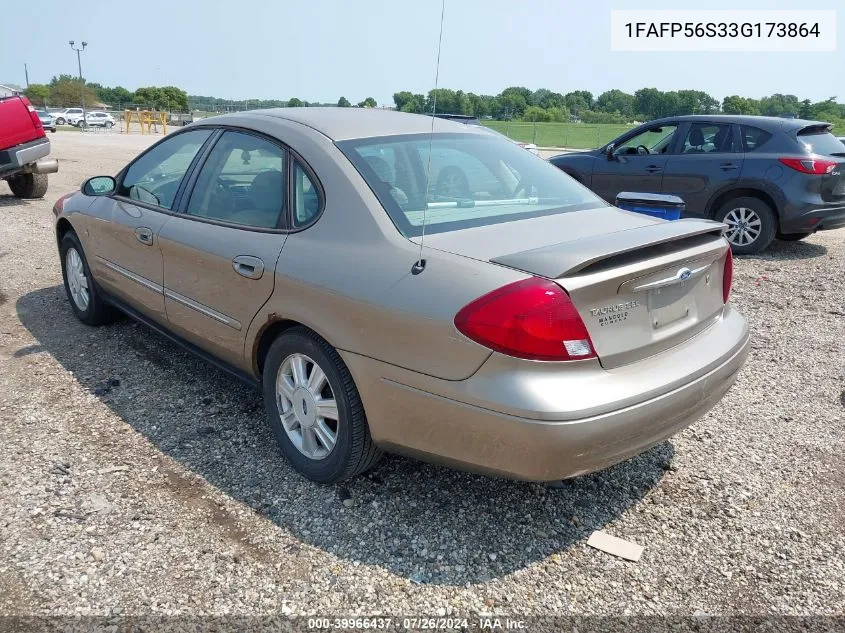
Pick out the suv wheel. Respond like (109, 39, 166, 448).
(7, 173, 48, 199)
(262, 327, 382, 483)
(714, 197, 776, 255)
(56, 117, 66, 125)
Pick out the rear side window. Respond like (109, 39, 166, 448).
(740, 126, 773, 152)
(796, 126, 845, 156)
(292, 160, 321, 227)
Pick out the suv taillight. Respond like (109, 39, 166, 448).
(722, 248, 733, 304)
(778, 157, 837, 175)
(454, 277, 596, 361)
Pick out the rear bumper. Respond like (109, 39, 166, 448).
(0, 137, 51, 176)
(343, 306, 749, 481)
(780, 203, 845, 233)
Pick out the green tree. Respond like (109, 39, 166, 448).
(358, 97, 377, 108)
(337, 96, 351, 107)
(811, 98, 840, 122)
(49, 78, 97, 107)
(523, 105, 551, 122)
(798, 99, 813, 119)
(722, 95, 760, 115)
(24, 83, 50, 106)
(287, 97, 303, 107)
(595, 89, 635, 118)
(564, 91, 593, 116)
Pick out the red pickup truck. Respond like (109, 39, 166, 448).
(0, 95, 59, 198)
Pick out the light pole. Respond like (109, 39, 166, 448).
(69, 40, 87, 129)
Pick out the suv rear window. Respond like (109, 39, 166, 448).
(796, 126, 845, 156)
(740, 126, 772, 152)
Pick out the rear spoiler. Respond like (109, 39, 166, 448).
(490, 218, 727, 279)
(797, 123, 834, 136)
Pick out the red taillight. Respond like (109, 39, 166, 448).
(21, 96, 43, 129)
(778, 157, 837, 175)
(722, 248, 733, 304)
(454, 277, 596, 361)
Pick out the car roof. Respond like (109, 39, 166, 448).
(644, 114, 831, 131)
(200, 107, 491, 141)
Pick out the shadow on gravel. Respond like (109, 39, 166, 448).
(17, 286, 672, 586)
(739, 239, 828, 261)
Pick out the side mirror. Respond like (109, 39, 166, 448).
(81, 176, 116, 196)
(605, 144, 616, 160)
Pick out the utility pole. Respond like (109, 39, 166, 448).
(69, 40, 87, 128)
(24, 63, 29, 88)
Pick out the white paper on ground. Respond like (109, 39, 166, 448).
(586, 530, 644, 562)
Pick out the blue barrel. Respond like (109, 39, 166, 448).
(615, 191, 685, 221)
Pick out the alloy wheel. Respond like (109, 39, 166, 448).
(65, 247, 90, 311)
(723, 207, 762, 247)
(275, 353, 339, 460)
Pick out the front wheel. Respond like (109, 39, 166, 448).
(7, 173, 48, 199)
(59, 231, 118, 326)
(714, 197, 777, 255)
(262, 327, 381, 483)
(105, 121, 114, 129)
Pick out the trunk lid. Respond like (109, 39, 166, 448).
(419, 207, 730, 368)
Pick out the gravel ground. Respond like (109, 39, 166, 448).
(0, 130, 844, 621)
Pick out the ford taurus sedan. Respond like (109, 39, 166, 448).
(53, 109, 749, 483)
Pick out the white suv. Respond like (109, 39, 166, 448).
(79, 111, 115, 128)
(53, 108, 84, 125)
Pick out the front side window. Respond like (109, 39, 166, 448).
(117, 129, 211, 209)
(616, 124, 678, 155)
(681, 123, 735, 153)
(338, 133, 604, 237)
(186, 130, 286, 229)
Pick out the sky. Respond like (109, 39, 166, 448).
(1, 0, 843, 105)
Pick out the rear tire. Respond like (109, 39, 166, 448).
(714, 196, 777, 255)
(262, 327, 381, 483)
(7, 173, 48, 199)
(777, 231, 812, 242)
(56, 117, 66, 125)
(59, 231, 118, 326)
(105, 121, 113, 129)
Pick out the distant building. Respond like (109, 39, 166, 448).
(0, 84, 23, 98)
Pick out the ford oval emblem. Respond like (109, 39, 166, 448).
(678, 267, 692, 281)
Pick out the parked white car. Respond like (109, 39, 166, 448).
(52, 108, 84, 126)
(78, 111, 115, 128)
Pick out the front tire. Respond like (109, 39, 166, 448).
(7, 173, 48, 199)
(714, 196, 777, 255)
(262, 327, 381, 483)
(105, 121, 114, 129)
(59, 231, 117, 326)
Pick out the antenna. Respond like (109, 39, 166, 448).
(412, 0, 446, 276)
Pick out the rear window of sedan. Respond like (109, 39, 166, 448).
(337, 133, 603, 237)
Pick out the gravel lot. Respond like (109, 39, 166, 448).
(0, 130, 844, 621)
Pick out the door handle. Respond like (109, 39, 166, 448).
(134, 227, 153, 246)
(720, 163, 739, 171)
(232, 255, 264, 280)
(645, 165, 662, 173)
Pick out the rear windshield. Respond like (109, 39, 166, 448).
(797, 127, 845, 156)
(337, 133, 603, 237)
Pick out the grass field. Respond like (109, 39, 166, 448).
(482, 121, 634, 149)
